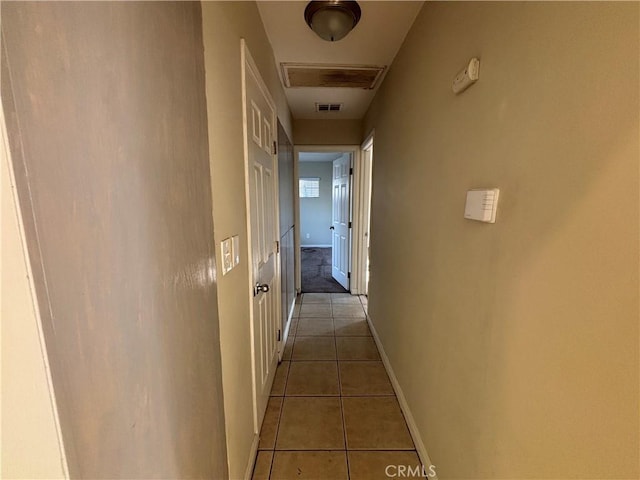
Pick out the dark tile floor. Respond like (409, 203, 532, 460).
(252, 293, 423, 479)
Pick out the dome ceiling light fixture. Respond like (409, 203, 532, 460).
(304, 1, 362, 42)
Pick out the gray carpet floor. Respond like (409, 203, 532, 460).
(301, 247, 348, 293)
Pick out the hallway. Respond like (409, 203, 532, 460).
(3, 2, 638, 479)
(252, 293, 423, 479)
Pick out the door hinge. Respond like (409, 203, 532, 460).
(275, 240, 280, 253)
(272, 141, 277, 155)
(349, 167, 353, 175)
(348, 221, 352, 228)
(348, 272, 351, 279)
(277, 329, 281, 342)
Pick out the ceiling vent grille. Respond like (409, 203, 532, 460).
(281, 63, 386, 89)
(316, 103, 343, 112)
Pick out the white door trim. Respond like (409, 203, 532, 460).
(352, 129, 375, 295)
(240, 39, 282, 435)
(293, 145, 361, 293)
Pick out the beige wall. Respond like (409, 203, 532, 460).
(299, 161, 334, 247)
(201, 3, 292, 478)
(1, 114, 67, 479)
(294, 119, 362, 146)
(364, 2, 639, 478)
(2, 3, 227, 478)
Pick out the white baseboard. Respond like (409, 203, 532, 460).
(281, 296, 296, 357)
(300, 244, 331, 248)
(243, 434, 260, 480)
(366, 313, 439, 480)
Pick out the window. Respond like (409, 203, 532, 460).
(299, 177, 320, 198)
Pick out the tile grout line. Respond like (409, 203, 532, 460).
(266, 396, 283, 478)
(267, 334, 294, 479)
(333, 311, 352, 480)
(262, 448, 418, 452)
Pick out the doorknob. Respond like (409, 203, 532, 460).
(329, 226, 335, 230)
(254, 283, 270, 296)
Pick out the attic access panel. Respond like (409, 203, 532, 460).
(281, 63, 386, 89)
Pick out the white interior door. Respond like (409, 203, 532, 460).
(243, 43, 279, 432)
(332, 155, 351, 290)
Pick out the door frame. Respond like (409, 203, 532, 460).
(294, 144, 369, 294)
(355, 130, 374, 295)
(240, 39, 282, 434)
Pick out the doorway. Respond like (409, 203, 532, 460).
(357, 132, 374, 296)
(298, 151, 350, 293)
(293, 144, 371, 296)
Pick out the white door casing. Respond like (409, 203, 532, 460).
(361, 146, 373, 295)
(332, 154, 351, 290)
(358, 131, 374, 295)
(293, 145, 363, 294)
(241, 40, 280, 434)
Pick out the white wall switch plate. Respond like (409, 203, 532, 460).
(231, 235, 240, 266)
(464, 188, 499, 223)
(221, 238, 233, 275)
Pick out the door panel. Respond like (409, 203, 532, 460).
(332, 155, 351, 290)
(244, 50, 279, 431)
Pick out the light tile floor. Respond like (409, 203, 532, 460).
(252, 293, 423, 480)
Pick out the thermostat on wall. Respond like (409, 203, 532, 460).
(452, 58, 480, 94)
(464, 188, 499, 223)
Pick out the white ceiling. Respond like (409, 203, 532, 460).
(257, 1, 424, 120)
(299, 152, 345, 162)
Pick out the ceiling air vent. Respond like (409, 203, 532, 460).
(281, 63, 386, 89)
(316, 103, 343, 112)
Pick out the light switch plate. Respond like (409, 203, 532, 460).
(221, 238, 233, 275)
(231, 235, 240, 266)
